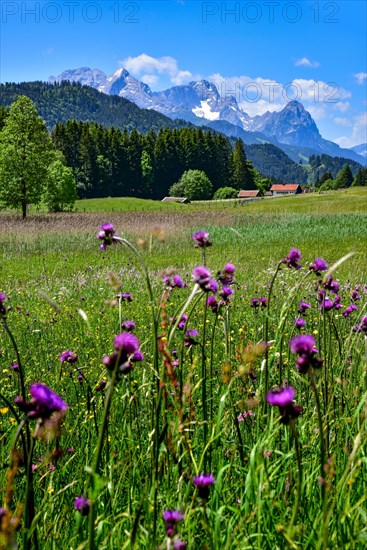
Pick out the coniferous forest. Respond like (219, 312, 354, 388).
(52, 122, 240, 199)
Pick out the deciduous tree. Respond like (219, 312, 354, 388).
(0, 96, 54, 218)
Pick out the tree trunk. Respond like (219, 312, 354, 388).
(21, 178, 27, 219)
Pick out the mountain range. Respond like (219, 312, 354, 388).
(49, 66, 366, 165)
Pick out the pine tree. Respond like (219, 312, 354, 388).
(141, 150, 154, 197)
(352, 167, 367, 187)
(231, 139, 257, 190)
(0, 96, 54, 218)
(78, 125, 99, 198)
(336, 165, 354, 188)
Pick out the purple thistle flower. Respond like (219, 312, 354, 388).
(294, 318, 306, 329)
(290, 334, 322, 373)
(59, 350, 78, 364)
(309, 258, 328, 274)
(218, 286, 234, 306)
(220, 286, 234, 300)
(173, 274, 185, 288)
(343, 306, 353, 318)
(224, 263, 235, 274)
(193, 473, 215, 499)
(15, 383, 68, 420)
(283, 248, 302, 270)
(121, 320, 136, 332)
(177, 313, 188, 330)
(185, 329, 199, 347)
(351, 290, 361, 302)
(11, 363, 19, 371)
(266, 386, 302, 425)
(266, 386, 295, 407)
(95, 379, 107, 392)
(192, 266, 212, 291)
(97, 223, 117, 250)
(259, 297, 267, 307)
(290, 334, 316, 355)
(207, 295, 219, 313)
(324, 276, 340, 294)
(251, 298, 259, 308)
(103, 332, 143, 376)
(173, 540, 187, 550)
(74, 496, 90, 516)
(320, 297, 334, 311)
(218, 263, 236, 285)
(298, 301, 311, 315)
(121, 293, 133, 302)
(354, 316, 367, 334)
(131, 350, 144, 362)
(193, 231, 212, 248)
(114, 333, 140, 354)
(101, 223, 114, 233)
(207, 279, 219, 293)
(162, 510, 184, 537)
(164, 274, 185, 290)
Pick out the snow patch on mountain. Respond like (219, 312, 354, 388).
(192, 100, 220, 120)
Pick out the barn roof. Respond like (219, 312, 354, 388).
(270, 184, 301, 191)
(238, 190, 260, 198)
(161, 197, 189, 203)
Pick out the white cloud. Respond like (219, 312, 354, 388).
(206, 73, 352, 120)
(334, 118, 353, 127)
(334, 112, 367, 148)
(171, 70, 193, 85)
(42, 47, 54, 56)
(119, 54, 194, 87)
(332, 101, 350, 113)
(141, 74, 158, 85)
(355, 72, 367, 85)
(295, 57, 320, 68)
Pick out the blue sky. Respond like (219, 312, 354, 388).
(1, 0, 366, 146)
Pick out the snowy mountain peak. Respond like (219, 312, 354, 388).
(97, 68, 153, 107)
(283, 99, 305, 111)
(191, 80, 220, 100)
(48, 67, 107, 88)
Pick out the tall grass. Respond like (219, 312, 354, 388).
(0, 190, 367, 548)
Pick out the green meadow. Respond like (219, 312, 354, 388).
(0, 187, 367, 549)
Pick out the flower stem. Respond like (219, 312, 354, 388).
(23, 436, 37, 550)
(263, 261, 282, 409)
(310, 370, 326, 499)
(88, 365, 119, 550)
(201, 295, 208, 469)
(289, 421, 302, 531)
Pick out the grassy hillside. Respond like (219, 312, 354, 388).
(72, 187, 367, 214)
(0, 81, 190, 133)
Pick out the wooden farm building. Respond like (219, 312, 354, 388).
(238, 190, 261, 198)
(270, 184, 302, 196)
(161, 197, 189, 203)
